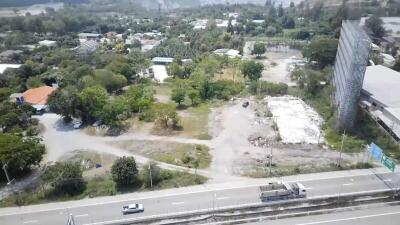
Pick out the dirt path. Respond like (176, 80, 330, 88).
(103, 133, 211, 146)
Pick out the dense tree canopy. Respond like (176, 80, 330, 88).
(0, 134, 45, 180)
(302, 37, 338, 68)
(111, 156, 139, 186)
(240, 60, 264, 80)
(365, 15, 386, 39)
(41, 162, 85, 195)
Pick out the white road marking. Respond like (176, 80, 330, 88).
(384, 179, 392, 182)
(75, 214, 89, 218)
(343, 183, 353, 186)
(216, 196, 230, 200)
(171, 202, 185, 205)
(305, 187, 313, 190)
(294, 211, 400, 225)
(23, 220, 38, 224)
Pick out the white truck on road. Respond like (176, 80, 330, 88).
(260, 182, 307, 201)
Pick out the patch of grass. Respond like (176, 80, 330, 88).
(60, 150, 116, 177)
(84, 175, 117, 197)
(325, 127, 366, 153)
(109, 140, 212, 169)
(155, 170, 207, 189)
(0, 169, 207, 207)
(213, 68, 244, 82)
(154, 84, 172, 96)
(243, 162, 374, 178)
(180, 103, 211, 139)
(153, 144, 211, 169)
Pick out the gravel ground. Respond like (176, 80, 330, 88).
(207, 98, 362, 177)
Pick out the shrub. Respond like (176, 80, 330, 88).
(249, 81, 288, 96)
(111, 156, 139, 186)
(41, 162, 85, 196)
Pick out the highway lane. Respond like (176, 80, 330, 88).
(1, 171, 400, 225)
(247, 204, 400, 225)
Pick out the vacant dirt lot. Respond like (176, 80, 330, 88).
(207, 98, 363, 177)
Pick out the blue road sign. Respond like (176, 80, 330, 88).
(370, 142, 383, 161)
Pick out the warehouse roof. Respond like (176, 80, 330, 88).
(362, 65, 400, 118)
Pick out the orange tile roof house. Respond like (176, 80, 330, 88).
(23, 86, 56, 105)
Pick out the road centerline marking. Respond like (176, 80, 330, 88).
(23, 220, 38, 224)
(172, 201, 185, 205)
(343, 183, 353, 186)
(75, 214, 89, 218)
(216, 196, 230, 200)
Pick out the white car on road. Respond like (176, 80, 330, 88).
(122, 203, 144, 214)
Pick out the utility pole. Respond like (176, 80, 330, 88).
(337, 130, 346, 167)
(148, 162, 153, 189)
(269, 145, 273, 175)
(2, 163, 13, 185)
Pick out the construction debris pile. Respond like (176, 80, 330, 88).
(248, 133, 273, 148)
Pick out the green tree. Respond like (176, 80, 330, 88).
(240, 61, 264, 80)
(252, 42, 266, 58)
(392, 58, 400, 72)
(227, 19, 234, 34)
(168, 62, 184, 78)
(124, 85, 154, 113)
(277, 3, 284, 17)
(171, 86, 186, 105)
(94, 69, 127, 93)
(79, 86, 108, 121)
(151, 103, 180, 129)
(106, 60, 134, 80)
(365, 15, 386, 38)
(0, 134, 45, 180)
(26, 76, 44, 89)
(302, 37, 338, 68)
(111, 156, 139, 186)
(48, 86, 82, 120)
(100, 97, 129, 126)
(187, 89, 201, 106)
(41, 162, 85, 195)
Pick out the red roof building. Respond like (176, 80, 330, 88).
(23, 86, 56, 105)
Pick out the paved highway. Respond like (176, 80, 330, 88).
(246, 204, 400, 225)
(1, 169, 400, 225)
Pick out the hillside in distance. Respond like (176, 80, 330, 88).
(0, 0, 88, 7)
(135, 0, 303, 10)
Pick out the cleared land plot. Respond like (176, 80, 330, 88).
(266, 96, 324, 144)
(108, 140, 211, 169)
(208, 98, 364, 178)
(60, 150, 117, 177)
(179, 103, 212, 140)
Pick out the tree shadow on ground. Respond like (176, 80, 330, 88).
(116, 181, 143, 194)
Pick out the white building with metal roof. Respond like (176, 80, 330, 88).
(361, 65, 400, 140)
